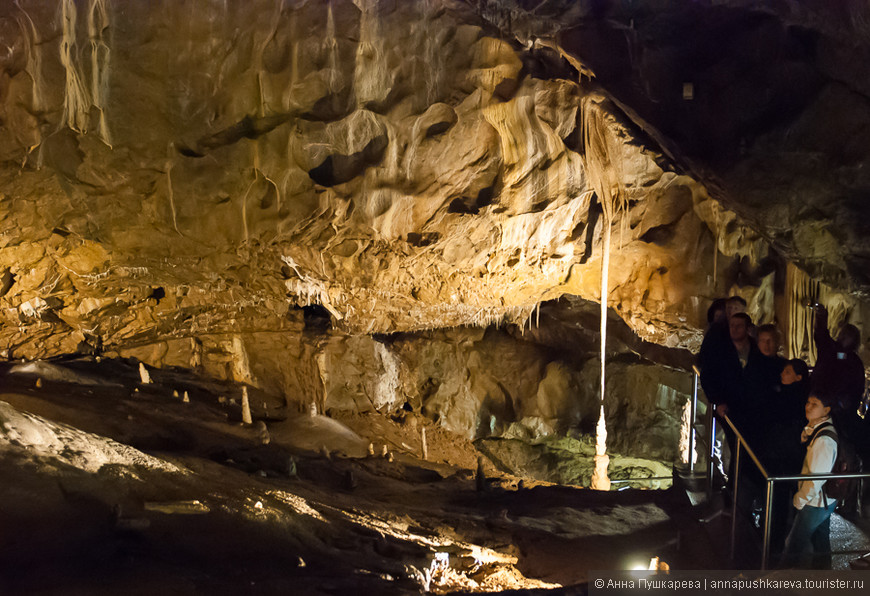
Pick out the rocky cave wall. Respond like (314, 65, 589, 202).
(1, 0, 868, 457)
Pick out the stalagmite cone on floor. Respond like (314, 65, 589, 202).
(367, 442, 375, 456)
(380, 445, 389, 458)
(255, 420, 270, 445)
(591, 405, 611, 491)
(138, 362, 151, 384)
(182, 391, 189, 403)
(241, 386, 252, 425)
(35, 378, 42, 388)
(172, 390, 179, 398)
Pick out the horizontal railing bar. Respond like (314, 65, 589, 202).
(768, 472, 870, 482)
(610, 477, 673, 483)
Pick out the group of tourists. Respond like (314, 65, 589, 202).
(698, 296, 869, 568)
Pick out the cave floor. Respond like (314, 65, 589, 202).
(1, 356, 866, 594)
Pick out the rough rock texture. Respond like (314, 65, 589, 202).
(0, 0, 792, 363)
(112, 310, 693, 463)
(2, 1, 869, 463)
(481, 0, 870, 295)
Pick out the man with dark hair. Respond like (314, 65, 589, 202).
(753, 323, 788, 421)
(699, 303, 761, 493)
(757, 324, 782, 358)
(699, 297, 750, 419)
(725, 295, 747, 320)
(729, 312, 766, 442)
(707, 298, 727, 327)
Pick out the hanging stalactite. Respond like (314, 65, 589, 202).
(788, 263, 819, 364)
(581, 95, 629, 491)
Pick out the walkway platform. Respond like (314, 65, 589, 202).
(669, 467, 870, 570)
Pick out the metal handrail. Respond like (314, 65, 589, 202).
(710, 390, 870, 569)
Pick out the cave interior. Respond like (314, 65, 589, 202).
(2, 0, 870, 592)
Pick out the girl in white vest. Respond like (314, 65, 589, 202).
(780, 392, 838, 568)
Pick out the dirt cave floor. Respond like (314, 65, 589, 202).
(0, 356, 688, 595)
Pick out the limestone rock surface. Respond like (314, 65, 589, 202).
(0, 0, 791, 362)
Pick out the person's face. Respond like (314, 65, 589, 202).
(729, 317, 748, 342)
(758, 332, 777, 357)
(726, 301, 745, 319)
(781, 364, 801, 386)
(805, 396, 830, 422)
(837, 326, 859, 352)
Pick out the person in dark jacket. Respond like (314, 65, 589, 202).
(810, 305, 864, 418)
(811, 304, 868, 513)
(700, 306, 759, 493)
(762, 358, 811, 556)
(699, 297, 749, 418)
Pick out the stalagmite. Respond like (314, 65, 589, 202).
(35, 378, 42, 388)
(255, 420, 270, 445)
(590, 405, 610, 491)
(138, 362, 151, 384)
(421, 427, 428, 461)
(582, 96, 628, 491)
(241, 387, 252, 425)
(182, 391, 190, 403)
(592, 221, 612, 491)
(367, 443, 375, 456)
(172, 390, 179, 398)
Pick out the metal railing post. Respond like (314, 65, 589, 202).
(762, 479, 774, 570)
(730, 438, 741, 561)
(692, 392, 870, 568)
(690, 372, 698, 474)
(707, 410, 717, 495)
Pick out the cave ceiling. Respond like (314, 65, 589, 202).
(1, 0, 868, 360)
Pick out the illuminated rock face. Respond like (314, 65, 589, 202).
(0, 1, 865, 452)
(0, 0, 771, 359)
